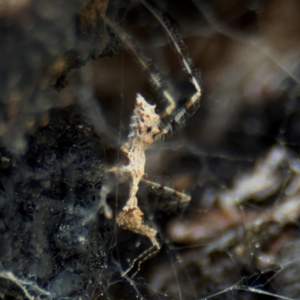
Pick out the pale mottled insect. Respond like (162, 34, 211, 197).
(98, 0, 202, 277)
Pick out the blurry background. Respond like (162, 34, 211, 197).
(1, 0, 300, 299)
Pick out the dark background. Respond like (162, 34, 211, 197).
(1, 0, 300, 299)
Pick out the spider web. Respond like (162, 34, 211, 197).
(1, 1, 300, 300)
(87, 1, 300, 299)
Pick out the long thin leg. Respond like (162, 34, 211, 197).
(141, 178, 191, 204)
(102, 16, 177, 117)
(121, 233, 160, 278)
(140, 0, 202, 138)
(121, 245, 159, 278)
(131, 245, 160, 278)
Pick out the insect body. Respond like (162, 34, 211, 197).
(98, 0, 202, 277)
